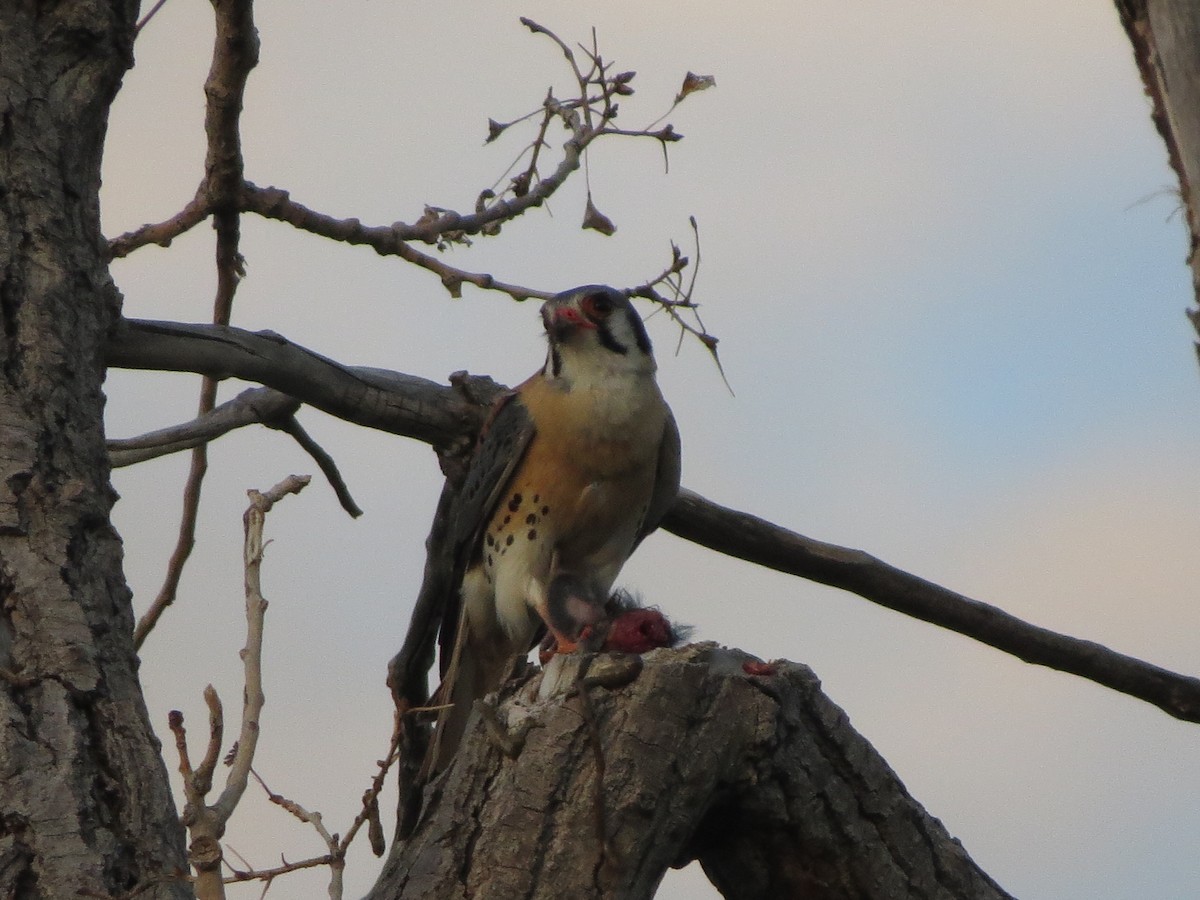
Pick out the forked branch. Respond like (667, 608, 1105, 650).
(167, 474, 309, 899)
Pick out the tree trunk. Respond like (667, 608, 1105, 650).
(1117, 0, 1200, 355)
(372, 645, 1011, 900)
(0, 4, 188, 897)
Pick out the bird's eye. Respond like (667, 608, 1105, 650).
(581, 292, 615, 320)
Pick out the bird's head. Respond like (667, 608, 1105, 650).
(540, 285, 655, 380)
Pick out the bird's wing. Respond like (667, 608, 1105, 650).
(437, 390, 537, 676)
(415, 391, 539, 784)
(634, 409, 682, 548)
(423, 579, 519, 778)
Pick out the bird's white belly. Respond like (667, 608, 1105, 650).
(483, 481, 635, 643)
(487, 529, 551, 643)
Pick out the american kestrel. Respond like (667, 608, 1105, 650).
(426, 284, 681, 771)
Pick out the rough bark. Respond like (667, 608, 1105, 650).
(1116, 0, 1200, 356)
(0, 3, 189, 897)
(371, 646, 1011, 900)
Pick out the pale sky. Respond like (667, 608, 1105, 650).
(101, 2, 1200, 897)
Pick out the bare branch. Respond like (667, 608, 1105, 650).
(107, 190, 211, 259)
(242, 181, 696, 304)
(166, 709, 194, 784)
(520, 17, 587, 86)
(105, 318, 503, 450)
(237, 96, 588, 247)
(629, 219, 729, 389)
(233, 20, 701, 293)
(386, 232, 554, 302)
(249, 768, 344, 898)
(338, 711, 404, 857)
(107, 317, 1200, 724)
(108, 387, 361, 516)
(134, 439, 208, 651)
(223, 853, 337, 887)
(213, 474, 310, 826)
(109, 17, 708, 321)
(169, 701, 223, 899)
(164, 475, 308, 896)
(661, 489, 1200, 723)
(109, 386, 301, 467)
(218, 700, 401, 896)
(277, 417, 362, 518)
(134, 0, 260, 652)
(237, 182, 560, 301)
(135, 0, 173, 33)
(203, 0, 258, 216)
(195, 685, 224, 797)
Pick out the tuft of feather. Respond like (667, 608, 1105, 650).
(600, 589, 692, 653)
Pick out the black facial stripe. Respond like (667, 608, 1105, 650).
(548, 345, 563, 376)
(629, 311, 653, 356)
(596, 321, 628, 355)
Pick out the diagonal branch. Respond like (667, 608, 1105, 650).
(108, 387, 355, 518)
(238, 183, 555, 301)
(238, 100, 587, 247)
(109, 386, 301, 467)
(107, 189, 212, 259)
(661, 490, 1200, 722)
(105, 318, 499, 449)
(276, 416, 362, 518)
(104, 317, 1200, 724)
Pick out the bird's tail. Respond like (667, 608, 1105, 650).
(420, 612, 517, 781)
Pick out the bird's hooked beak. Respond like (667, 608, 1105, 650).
(541, 298, 597, 342)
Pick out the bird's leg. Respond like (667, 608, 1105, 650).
(540, 572, 609, 656)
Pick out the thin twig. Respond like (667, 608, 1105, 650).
(520, 17, 588, 91)
(133, 438, 208, 650)
(230, 710, 402, 895)
(108, 190, 212, 258)
(195, 685, 224, 796)
(223, 853, 337, 885)
(135, 0, 172, 32)
(248, 767, 344, 896)
(338, 713, 404, 856)
(276, 417, 363, 517)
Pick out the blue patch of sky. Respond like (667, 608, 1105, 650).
(865, 186, 1198, 481)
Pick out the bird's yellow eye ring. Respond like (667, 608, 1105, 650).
(581, 292, 615, 321)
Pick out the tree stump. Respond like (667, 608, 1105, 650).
(370, 644, 1012, 900)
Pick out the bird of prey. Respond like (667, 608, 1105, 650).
(425, 284, 681, 773)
